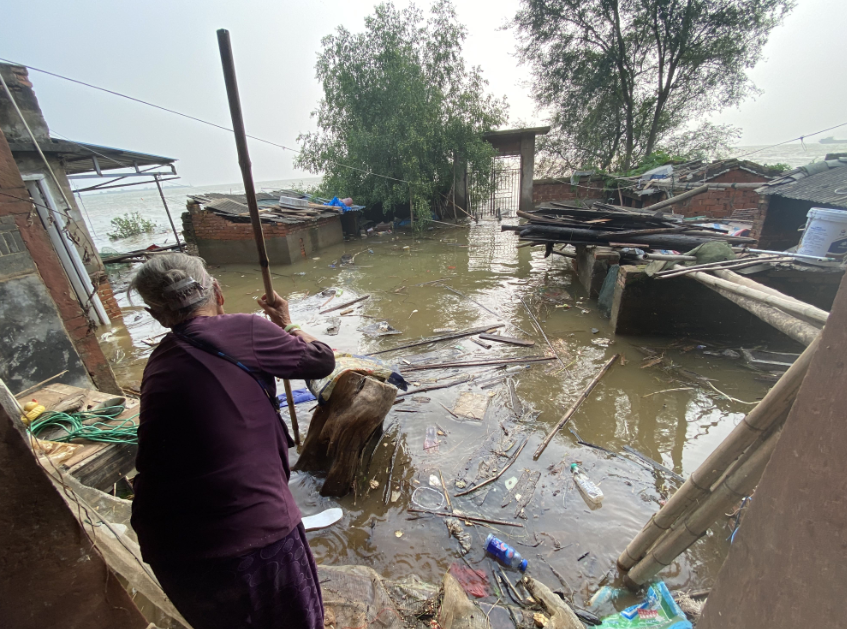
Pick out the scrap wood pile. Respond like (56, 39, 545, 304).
(503, 201, 756, 254)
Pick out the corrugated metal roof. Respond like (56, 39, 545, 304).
(7, 138, 176, 175)
(756, 158, 847, 209)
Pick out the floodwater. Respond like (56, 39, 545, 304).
(97, 215, 772, 608)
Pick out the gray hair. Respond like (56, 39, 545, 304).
(130, 253, 215, 328)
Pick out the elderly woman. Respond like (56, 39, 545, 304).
(129, 253, 334, 629)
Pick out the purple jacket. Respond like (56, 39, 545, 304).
(132, 313, 335, 564)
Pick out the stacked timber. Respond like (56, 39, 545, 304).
(503, 202, 755, 253)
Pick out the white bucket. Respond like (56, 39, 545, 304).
(797, 207, 847, 258)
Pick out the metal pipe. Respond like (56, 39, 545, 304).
(153, 174, 184, 251)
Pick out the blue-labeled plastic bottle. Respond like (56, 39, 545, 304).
(485, 534, 528, 571)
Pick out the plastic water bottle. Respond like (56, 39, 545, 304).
(485, 534, 528, 571)
(571, 463, 604, 505)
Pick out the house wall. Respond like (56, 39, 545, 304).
(753, 196, 813, 251)
(0, 199, 92, 394)
(0, 128, 120, 395)
(532, 177, 608, 205)
(641, 170, 768, 219)
(183, 204, 344, 265)
(0, 63, 122, 319)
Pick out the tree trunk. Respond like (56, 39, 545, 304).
(293, 371, 397, 497)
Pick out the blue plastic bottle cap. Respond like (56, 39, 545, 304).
(519, 559, 528, 572)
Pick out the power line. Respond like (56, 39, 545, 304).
(730, 121, 847, 161)
(0, 57, 411, 185)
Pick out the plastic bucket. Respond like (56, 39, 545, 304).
(797, 207, 847, 258)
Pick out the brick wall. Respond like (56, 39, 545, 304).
(186, 205, 341, 241)
(94, 274, 122, 320)
(533, 177, 608, 205)
(0, 127, 120, 394)
(643, 170, 769, 219)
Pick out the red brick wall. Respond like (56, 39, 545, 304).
(187, 207, 339, 241)
(533, 178, 607, 205)
(0, 128, 121, 395)
(644, 170, 769, 219)
(94, 275, 122, 320)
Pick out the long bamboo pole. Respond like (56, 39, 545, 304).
(625, 426, 781, 587)
(217, 29, 300, 446)
(617, 334, 820, 571)
(706, 285, 820, 346)
(687, 271, 829, 324)
(533, 354, 619, 460)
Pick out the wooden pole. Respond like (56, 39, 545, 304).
(533, 354, 619, 460)
(645, 184, 710, 213)
(625, 426, 781, 587)
(617, 334, 820, 571)
(217, 29, 300, 446)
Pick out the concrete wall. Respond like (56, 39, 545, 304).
(0, 400, 149, 628)
(0, 216, 92, 393)
(184, 205, 344, 265)
(609, 265, 805, 348)
(698, 272, 847, 628)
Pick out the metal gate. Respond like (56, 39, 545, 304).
(468, 158, 521, 218)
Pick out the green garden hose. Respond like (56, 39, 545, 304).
(29, 405, 139, 445)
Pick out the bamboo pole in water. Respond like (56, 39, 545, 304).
(217, 29, 300, 446)
(625, 426, 782, 587)
(533, 354, 619, 460)
(617, 334, 820, 571)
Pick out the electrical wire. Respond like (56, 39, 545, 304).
(0, 56, 412, 185)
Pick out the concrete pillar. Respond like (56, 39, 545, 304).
(453, 158, 468, 218)
(519, 133, 536, 213)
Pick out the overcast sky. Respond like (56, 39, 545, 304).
(3, 0, 845, 186)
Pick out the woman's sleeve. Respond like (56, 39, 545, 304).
(251, 315, 336, 379)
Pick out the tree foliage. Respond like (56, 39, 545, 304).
(297, 0, 507, 216)
(514, 0, 793, 173)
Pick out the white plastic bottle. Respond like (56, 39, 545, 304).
(571, 463, 604, 505)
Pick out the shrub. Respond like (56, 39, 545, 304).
(107, 212, 156, 241)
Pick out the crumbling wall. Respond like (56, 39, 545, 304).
(184, 204, 344, 264)
(642, 170, 768, 219)
(0, 127, 120, 394)
(533, 177, 607, 205)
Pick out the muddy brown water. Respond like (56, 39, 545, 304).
(100, 217, 769, 609)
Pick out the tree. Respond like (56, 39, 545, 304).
(514, 0, 793, 172)
(297, 0, 507, 219)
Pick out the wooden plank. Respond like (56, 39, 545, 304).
(72, 443, 138, 491)
(478, 333, 535, 347)
(25, 383, 140, 489)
